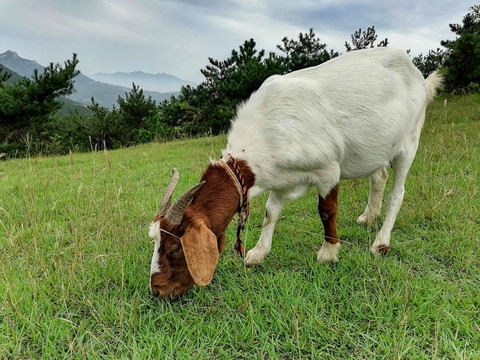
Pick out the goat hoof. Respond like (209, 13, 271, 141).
(371, 244, 390, 256)
(357, 214, 368, 224)
(245, 248, 267, 267)
(316, 253, 339, 263)
(316, 249, 339, 263)
(357, 213, 376, 226)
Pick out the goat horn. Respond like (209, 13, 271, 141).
(159, 168, 180, 216)
(164, 181, 206, 225)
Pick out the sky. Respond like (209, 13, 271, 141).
(0, 0, 474, 83)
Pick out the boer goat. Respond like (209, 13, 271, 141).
(149, 47, 442, 299)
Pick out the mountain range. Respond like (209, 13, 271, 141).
(90, 71, 196, 93)
(0, 50, 196, 109)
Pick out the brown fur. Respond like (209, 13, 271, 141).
(151, 160, 255, 299)
(318, 184, 340, 245)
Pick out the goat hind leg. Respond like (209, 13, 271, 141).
(370, 154, 415, 255)
(357, 167, 388, 225)
(245, 191, 284, 266)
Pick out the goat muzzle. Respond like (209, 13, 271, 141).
(151, 284, 191, 300)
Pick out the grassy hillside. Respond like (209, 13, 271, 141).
(0, 94, 479, 359)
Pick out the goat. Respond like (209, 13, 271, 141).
(149, 47, 442, 299)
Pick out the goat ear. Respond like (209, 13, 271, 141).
(217, 232, 226, 253)
(180, 221, 219, 286)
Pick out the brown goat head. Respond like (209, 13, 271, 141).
(149, 168, 220, 300)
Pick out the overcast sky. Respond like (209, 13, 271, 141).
(0, 0, 474, 82)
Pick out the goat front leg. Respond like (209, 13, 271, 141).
(317, 184, 341, 262)
(245, 191, 284, 267)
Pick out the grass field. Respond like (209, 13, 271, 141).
(1, 93, 479, 359)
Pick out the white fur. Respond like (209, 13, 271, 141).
(149, 221, 161, 279)
(245, 191, 283, 265)
(317, 241, 341, 263)
(223, 48, 441, 264)
(357, 167, 389, 225)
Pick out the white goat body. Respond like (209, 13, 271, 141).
(223, 47, 442, 264)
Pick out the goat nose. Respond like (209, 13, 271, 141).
(151, 286, 160, 299)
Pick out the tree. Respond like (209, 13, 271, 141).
(441, 5, 480, 91)
(194, 39, 280, 133)
(412, 48, 446, 78)
(116, 83, 157, 144)
(156, 30, 339, 138)
(277, 28, 338, 73)
(0, 65, 12, 85)
(0, 54, 79, 154)
(86, 97, 119, 149)
(200, 57, 235, 97)
(226, 39, 276, 100)
(345, 26, 388, 52)
(201, 39, 279, 104)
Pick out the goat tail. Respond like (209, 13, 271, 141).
(425, 71, 443, 104)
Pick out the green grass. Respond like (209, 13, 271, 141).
(1, 94, 479, 359)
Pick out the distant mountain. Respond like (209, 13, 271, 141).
(0, 50, 182, 108)
(0, 62, 24, 84)
(90, 71, 196, 93)
(0, 50, 43, 77)
(68, 73, 178, 108)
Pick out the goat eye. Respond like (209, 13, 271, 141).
(170, 246, 182, 255)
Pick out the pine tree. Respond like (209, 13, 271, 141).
(412, 48, 445, 78)
(441, 5, 480, 91)
(116, 83, 157, 144)
(345, 26, 389, 52)
(0, 54, 79, 150)
(0, 65, 12, 84)
(277, 28, 338, 72)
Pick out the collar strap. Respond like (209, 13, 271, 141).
(218, 154, 250, 257)
(217, 160, 244, 209)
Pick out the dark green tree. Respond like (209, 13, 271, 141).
(277, 28, 338, 73)
(441, 5, 480, 91)
(0, 65, 12, 84)
(0, 54, 79, 154)
(201, 57, 235, 96)
(151, 95, 205, 140)
(345, 26, 389, 52)
(86, 97, 120, 149)
(194, 39, 280, 133)
(226, 39, 276, 100)
(42, 112, 91, 155)
(201, 39, 279, 104)
(157, 30, 339, 138)
(116, 83, 157, 144)
(412, 48, 446, 78)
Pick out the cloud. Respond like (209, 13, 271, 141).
(0, 0, 474, 82)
